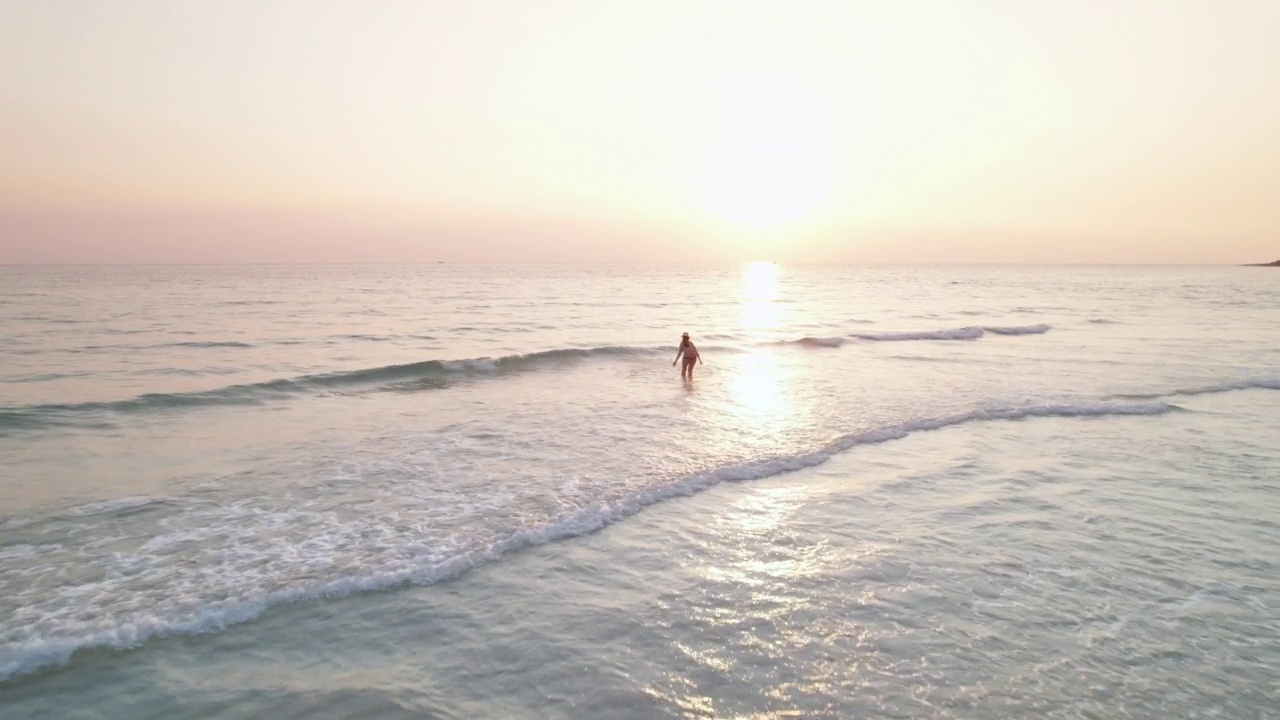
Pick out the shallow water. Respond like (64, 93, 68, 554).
(1, 263, 1277, 718)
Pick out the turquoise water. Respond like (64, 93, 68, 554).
(1, 264, 1277, 718)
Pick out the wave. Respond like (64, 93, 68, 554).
(887, 354, 965, 363)
(1111, 378, 1280, 400)
(854, 326, 985, 341)
(0, 397, 1178, 683)
(772, 323, 1051, 347)
(791, 336, 846, 348)
(48, 341, 254, 354)
(66, 496, 168, 517)
(7, 372, 96, 384)
(983, 324, 1051, 335)
(160, 341, 253, 349)
(0, 346, 664, 431)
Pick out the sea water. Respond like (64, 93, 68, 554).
(0, 263, 1277, 719)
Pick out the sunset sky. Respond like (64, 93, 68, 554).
(2, 0, 1277, 264)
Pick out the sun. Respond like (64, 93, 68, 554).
(698, 85, 835, 232)
(702, 141, 829, 230)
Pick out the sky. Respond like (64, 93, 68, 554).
(1, 0, 1278, 264)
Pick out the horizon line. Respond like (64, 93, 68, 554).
(0, 260, 1270, 268)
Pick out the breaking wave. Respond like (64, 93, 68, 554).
(1111, 378, 1280, 400)
(854, 326, 986, 341)
(0, 396, 1179, 683)
(0, 345, 663, 431)
(982, 324, 1051, 335)
(774, 323, 1052, 347)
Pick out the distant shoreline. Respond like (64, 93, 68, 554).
(1243, 260, 1280, 266)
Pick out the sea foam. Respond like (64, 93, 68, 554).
(0, 396, 1180, 684)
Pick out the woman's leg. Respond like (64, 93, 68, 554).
(682, 357, 696, 380)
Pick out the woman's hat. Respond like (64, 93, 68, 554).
(682, 332, 689, 337)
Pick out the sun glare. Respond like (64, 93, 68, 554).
(728, 351, 792, 437)
(699, 85, 835, 232)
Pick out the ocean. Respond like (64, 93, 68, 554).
(0, 263, 1277, 719)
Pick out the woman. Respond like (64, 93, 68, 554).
(672, 332, 702, 380)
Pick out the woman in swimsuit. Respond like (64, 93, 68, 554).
(672, 332, 701, 380)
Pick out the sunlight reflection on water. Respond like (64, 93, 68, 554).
(740, 261, 783, 333)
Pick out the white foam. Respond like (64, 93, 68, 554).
(796, 336, 845, 348)
(855, 326, 985, 341)
(983, 324, 1051, 335)
(66, 496, 165, 517)
(1117, 378, 1280, 400)
(0, 398, 1180, 683)
(0, 543, 63, 562)
(441, 358, 499, 372)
